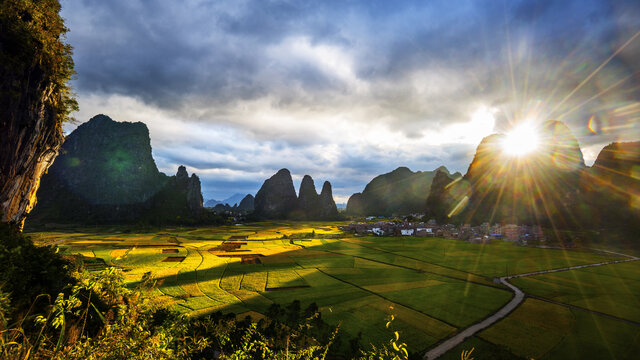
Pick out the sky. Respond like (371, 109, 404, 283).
(60, 0, 640, 203)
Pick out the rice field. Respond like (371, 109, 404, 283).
(27, 222, 640, 358)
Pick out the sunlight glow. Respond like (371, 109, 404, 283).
(502, 123, 539, 156)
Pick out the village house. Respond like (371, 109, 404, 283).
(415, 227, 434, 237)
(341, 220, 548, 245)
(400, 228, 415, 236)
(503, 224, 519, 241)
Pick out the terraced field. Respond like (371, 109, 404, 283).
(28, 222, 640, 358)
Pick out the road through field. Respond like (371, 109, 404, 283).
(423, 251, 640, 360)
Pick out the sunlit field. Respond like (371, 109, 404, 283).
(27, 222, 640, 358)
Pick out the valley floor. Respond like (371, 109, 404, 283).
(28, 222, 640, 359)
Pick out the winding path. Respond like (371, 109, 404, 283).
(423, 251, 640, 360)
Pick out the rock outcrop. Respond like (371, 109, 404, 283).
(346, 193, 365, 215)
(30, 115, 204, 225)
(43, 115, 167, 205)
(0, 2, 75, 228)
(254, 169, 340, 220)
(424, 169, 461, 224)
(580, 142, 640, 231)
(318, 181, 340, 220)
(296, 175, 321, 219)
(453, 120, 586, 226)
(346, 166, 459, 216)
(254, 169, 298, 218)
(237, 194, 255, 211)
(187, 173, 204, 212)
(591, 141, 639, 176)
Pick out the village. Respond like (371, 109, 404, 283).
(340, 218, 546, 244)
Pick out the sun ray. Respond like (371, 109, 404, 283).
(557, 72, 636, 120)
(549, 30, 640, 116)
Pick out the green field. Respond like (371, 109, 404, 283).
(511, 261, 640, 322)
(27, 222, 640, 358)
(477, 298, 640, 359)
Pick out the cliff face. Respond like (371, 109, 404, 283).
(346, 166, 455, 216)
(0, 2, 74, 228)
(591, 142, 639, 177)
(295, 175, 321, 219)
(30, 115, 204, 224)
(254, 170, 340, 220)
(424, 169, 460, 223)
(457, 120, 586, 226)
(254, 169, 298, 218)
(318, 181, 340, 220)
(45, 115, 166, 205)
(187, 173, 204, 212)
(0, 85, 63, 227)
(237, 194, 255, 211)
(580, 142, 640, 231)
(346, 193, 364, 215)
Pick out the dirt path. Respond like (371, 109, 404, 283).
(423, 253, 640, 360)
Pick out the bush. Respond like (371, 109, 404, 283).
(0, 224, 73, 309)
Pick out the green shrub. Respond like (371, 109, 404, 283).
(0, 224, 73, 309)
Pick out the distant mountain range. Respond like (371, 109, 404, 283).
(346, 166, 461, 216)
(26, 115, 639, 235)
(210, 194, 255, 212)
(205, 193, 249, 207)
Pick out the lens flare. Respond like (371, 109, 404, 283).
(587, 115, 598, 134)
(502, 124, 539, 156)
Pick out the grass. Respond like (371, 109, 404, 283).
(240, 271, 267, 291)
(511, 260, 640, 322)
(479, 298, 640, 359)
(438, 336, 523, 360)
(543, 307, 640, 359)
(479, 298, 575, 359)
(355, 236, 616, 277)
(382, 281, 512, 327)
(266, 269, 308, 289)
(26, 222, 639, 357)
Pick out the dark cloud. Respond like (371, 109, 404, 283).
(61, 0, 640, 199)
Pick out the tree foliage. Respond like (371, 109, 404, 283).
(0, 0, 77, 123)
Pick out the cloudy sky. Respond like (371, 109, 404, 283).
(60, 0, 640, 202)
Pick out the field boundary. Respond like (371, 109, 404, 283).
(328, 244, 506, 291)
(423, 252, 640, 359)
(526, 293, 640, 327)
(316, 268, 460, 330)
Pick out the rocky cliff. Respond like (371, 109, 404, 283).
(29, 115, 204, 225)
(580, 141, 640, 231)
(0, 1, 76, 228)
(449, 121, 586, 226)
(44, 115, 167, 205)
(424, 169, 461, 223)
(318, 181, 340, 220)
(346, 193, 365, 215)
(254, 169, 339, 220)
(254, 169, 298, 218)
(295, 175, 321, 219)
(237, 194, 255, 211)
(346, 166, 458, 216)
